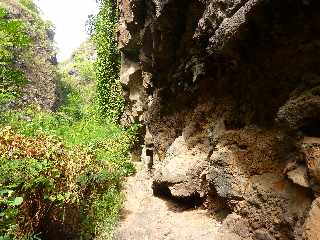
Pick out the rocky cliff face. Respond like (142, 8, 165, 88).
(118, 0, 320, 239)
(1, 0, 58, 110)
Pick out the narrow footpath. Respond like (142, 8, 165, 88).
(114, 163, 240, 240)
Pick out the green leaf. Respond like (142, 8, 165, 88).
(57, 194, 64, 201)
(9, 197, 23, 206)
(49, 195, 56, 202)
(0, 189, 14, 196)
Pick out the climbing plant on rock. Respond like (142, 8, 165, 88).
(0, 7, 30, 103)
(93, 0, 124, 122)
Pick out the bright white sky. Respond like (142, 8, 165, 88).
(35, 0, 98, 61)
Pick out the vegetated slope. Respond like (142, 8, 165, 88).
(118, 0, 320, 239)
(0, 0, 57, 112)
(0, 28, 138, 240)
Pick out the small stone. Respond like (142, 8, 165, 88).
(68, 69, 78, 76)
(287, 165, 310, 188)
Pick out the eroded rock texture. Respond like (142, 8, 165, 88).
(118, 0, 320, 239)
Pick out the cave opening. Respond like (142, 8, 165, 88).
(152, 182, 205, 212)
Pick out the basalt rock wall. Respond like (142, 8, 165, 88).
(118, 0, 320, 239)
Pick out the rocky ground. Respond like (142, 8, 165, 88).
(115, 162, 243, 240)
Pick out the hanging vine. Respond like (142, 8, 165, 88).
(93, 0, 124, 122)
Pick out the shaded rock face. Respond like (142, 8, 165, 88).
(118, 0, 320, 239)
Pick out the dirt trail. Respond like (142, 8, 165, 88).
(114, 163, 238, 240)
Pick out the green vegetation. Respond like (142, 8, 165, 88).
(18, 0, 39, 13)
(93, 0, 124, 121)
(0, 6, 30, 105)
(0, 127, 97, 238)
(0, 0, 135, 238)
(0, 41, 138, 239)
(1, 0, 57, 111)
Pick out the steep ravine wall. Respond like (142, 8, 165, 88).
(118, 0, 320, 239)
(1, 0, 58, 111)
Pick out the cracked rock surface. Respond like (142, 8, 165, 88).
(117, 0, 320, 239)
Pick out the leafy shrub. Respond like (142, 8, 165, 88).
(0, 38, 139, 239)
(93, 0, 124, 121)
(0, 8, 30, 60)
(0, 2, 139, 237)
(0, 126, 135, 239)
(0, 127, 90, 238)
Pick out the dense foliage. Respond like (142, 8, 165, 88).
(0, 40, 138, 239)
(0, 0, 137, 238)
(93, 0, 124, 121)
(0, 127, 95, 238)
(0, 125, 136, 239)
(0, 7, 30, 105)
